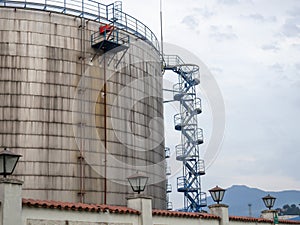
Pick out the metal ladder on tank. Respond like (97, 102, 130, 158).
(90, 1, 130, 67)
(164, 55, 207, 212)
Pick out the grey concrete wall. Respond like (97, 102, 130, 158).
(0, 7, 165, 208)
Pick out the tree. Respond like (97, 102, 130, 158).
(280, 204, 300, 215)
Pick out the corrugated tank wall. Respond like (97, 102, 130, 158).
(0, 7, 166, 209)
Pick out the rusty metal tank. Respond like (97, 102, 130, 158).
(0, 0, 166, 208)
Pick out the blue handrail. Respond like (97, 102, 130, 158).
(0, 0, 160, 52)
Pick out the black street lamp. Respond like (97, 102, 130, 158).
(127, 171, 149, 194)
(262, 194, 276, 210)
(209, 186, 226, 204)
(0, 148, 22, 178)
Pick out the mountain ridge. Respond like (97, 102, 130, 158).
(206, 185, 300, 217)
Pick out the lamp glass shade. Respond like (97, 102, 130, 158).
(209, 186, 226, 204)
(127, 171, 149, 194)
(262, 194, 276, 210)
(0, 148, 21, 177)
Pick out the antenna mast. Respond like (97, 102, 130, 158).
(160, 0, 164, 58)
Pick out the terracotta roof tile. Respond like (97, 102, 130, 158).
(277, 220, 300, 224)
(22, 199, 300, 224)
(229, 216, 300, 224)
(230, 216, 272, 223)
(152, 209, 220, 219)
(22, 199, 140, 215)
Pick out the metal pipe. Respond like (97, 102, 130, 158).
(78, 15, 86, 204)
(103, 55, 107, 205)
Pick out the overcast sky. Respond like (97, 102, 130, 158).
(119, 0, 300, 208)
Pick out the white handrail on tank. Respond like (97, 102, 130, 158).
(0, 0, 160, 52)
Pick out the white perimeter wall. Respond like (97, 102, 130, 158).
(22, 207, 140, 225)
(21, 207, 300, 225)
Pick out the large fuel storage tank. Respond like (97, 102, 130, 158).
(0, 0, 166, 208)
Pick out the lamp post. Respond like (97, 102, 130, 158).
(127, 171, 149, 194)
(0, 147, 22, 178)
(261, 194, 278, 224)
(209, 185, 226, 204)
(262, 194, 276, 210)
(208, 186, 229, 225)
(0, 147, 23, 225)
(126, 171, 152, 225)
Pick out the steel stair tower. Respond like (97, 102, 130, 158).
(165, 147, 173, 210)
(164, 55, 207, 212)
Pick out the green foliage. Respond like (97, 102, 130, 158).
(278, 204, 300, 215)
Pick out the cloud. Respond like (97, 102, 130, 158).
(287, 6, 300, 18)
(292, 44, 300, 51)
(293, 63, 300, 77)
(269, 63, 284, 73)
(261, 43, 279, 52)
(280, 7, 300, 37)
(193, 7, 215, 18)
(291, 80, 300, 88)
(181, 15, 199, 29)
(294, 63, 300, 70)
(218, 0, 252, 5)
(218, 0, 240, 5)
(210, 67, 223, 74)
(163, 0, 300, 201)
(242, 13, 277, 22)
(281, 20, 300, 37)
(247, 13, 264, 21)
(209, 25, 238, 42)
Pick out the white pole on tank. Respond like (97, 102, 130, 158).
(160, 0, 164, 59)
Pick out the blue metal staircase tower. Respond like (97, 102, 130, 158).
(164, 55, 207, 212)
